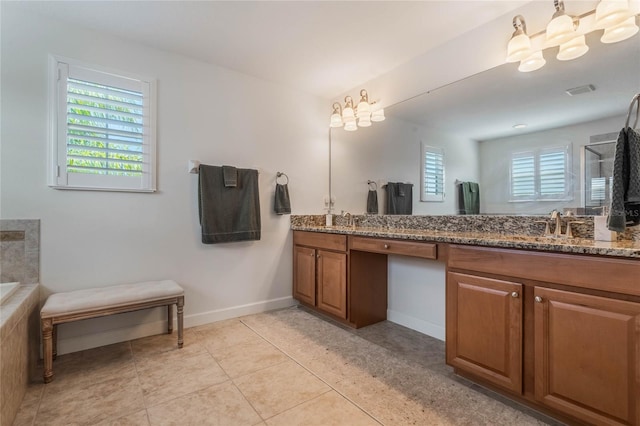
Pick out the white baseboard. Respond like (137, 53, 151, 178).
(56, 296, 297, 355)
(387, 309, 445, 341)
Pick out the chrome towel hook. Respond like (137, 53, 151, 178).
(276, 172, 289, 185)
(625, 93, 640, 129)
(367, 180, 377, 190)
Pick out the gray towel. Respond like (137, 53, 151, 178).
(608, 127, 640, 231)
(366, 190, 378, 214)
(385, 182, 413, 215)
(274, 183, 291, 215)
(459, 182, 480, 215)
(198, 165, 261, 243)
(222, 165, 237, 187)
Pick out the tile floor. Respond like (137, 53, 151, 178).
(12, 306, 561, 426)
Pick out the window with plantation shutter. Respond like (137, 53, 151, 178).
(509, 145, 571, 202)
(421, 143, 445, 202)
(49, 57, 156, 192)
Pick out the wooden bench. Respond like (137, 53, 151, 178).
(40, 280, 184, 383)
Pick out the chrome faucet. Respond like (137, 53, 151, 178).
(550, 210, 563, 237)
(341, 211, 355, 228)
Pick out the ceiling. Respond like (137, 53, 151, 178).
(14, 0, 530, 99)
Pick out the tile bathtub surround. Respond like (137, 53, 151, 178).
(0, 284, 39, 426)
(14, 307, 559, 426)
(0, 219, 40, 284)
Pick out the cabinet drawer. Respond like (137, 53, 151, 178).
(350, 236, 437, 259)
(294, 231, 347, 252)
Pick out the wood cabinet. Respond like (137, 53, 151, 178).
(446, 272, 522, 394)
(447, 245, 640, 426)
(293, 231, 348, 319)
(534, 287, 640, 426)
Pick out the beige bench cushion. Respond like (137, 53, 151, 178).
(41, 280, 183, 318)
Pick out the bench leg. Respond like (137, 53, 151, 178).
(42, 318, 54, 383)
(167, 304, 173, 334)
(52, 325, 58, 360)
(177, 296, 184, 348)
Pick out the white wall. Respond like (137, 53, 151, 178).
(0, 5, 329, 354)
(479, 114, 623, 214)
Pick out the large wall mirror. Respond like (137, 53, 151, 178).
(330, 31, 639, 216)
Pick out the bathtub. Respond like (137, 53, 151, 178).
(0, 281, 20, 304)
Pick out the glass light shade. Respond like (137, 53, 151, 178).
(358, 116, 372, 127)
(371, 108, 385, 122)
(344, 121, 358, 131)
(545, 14, 576, 47)
(595, 0, 633, 29)
(518, 51, 546, 72)
(356, 101, 371, 118)
(506, 33, 532, 62)
(601, 16, 639, 43)
(329, 113, 343, 127)
(557, 34, 589, 60)
(342, 107, 355, 121)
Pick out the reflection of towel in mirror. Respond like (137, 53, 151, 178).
(198, 165, 261, 243)
(459, 182, 480, 215)
(385, 182, 413, 215)
(608, 127, 640, 231)
(274, 183, 291, 215)
(366, 189, 378, 214)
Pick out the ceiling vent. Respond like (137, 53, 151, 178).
(565, 84, 596, 96)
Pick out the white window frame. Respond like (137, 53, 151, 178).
(420, 142, 445, 202)
(48, 55, 157, 192)
(509, 144, 572, 202)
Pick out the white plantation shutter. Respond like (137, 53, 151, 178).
(511, 152, 535, 198)
(50, 57, 156, 192)
(590, 177, 606, 201)
(421, 143, 445, 202)
(510, 146, 571, 202)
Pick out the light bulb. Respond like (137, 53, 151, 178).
(601, 16, 639, 43)
(557, 34, 589, 60)
(518, 51, 546, 72)
(329, 113, 343, 128)
(506, 33, 531, 63)
(545, 13, 577, 47)
(595, 0, 633, 29)
(344, 121, 358, 131)
(371, 108, 385, 122)
(358, 116, 372, 127)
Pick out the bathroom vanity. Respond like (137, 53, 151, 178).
(291, 216, 640, 426)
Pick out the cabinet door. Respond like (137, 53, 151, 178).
(293, 245, 316, 306)
(534, 287, 640, 426)
(317, 250, 348, 319)
(446, 272, 523, 394)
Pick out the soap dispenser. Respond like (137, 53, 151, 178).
(594, 206, 617, 242)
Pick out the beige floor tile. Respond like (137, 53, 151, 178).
(146, 381, 261, 426)
(196, 321, 263, 353)
(214, 338, 289, 378)
(47, 354, 137, 394)
(136, 350, 228, 407)
(11, 384, 44, 426)
(36, 371, 145, 426)
(96, 409, 150, 426)
(53, 341, 132, 366)
(265, 390, 380, 426)
(131, 329, 198, 358)
(234, 360, 331, 419)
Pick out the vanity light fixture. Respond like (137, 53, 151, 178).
(506, 0, 638, 72)
(329, 89, 385, 131)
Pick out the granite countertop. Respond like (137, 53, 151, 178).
(291, 225, 640, 259)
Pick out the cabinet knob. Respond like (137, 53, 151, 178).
(310, 253, 314, 256)
(316, 254, 320, 259)
(511, 291, 519, 298)
(534, 296, 543, 303)
(384, 244, 390, 249)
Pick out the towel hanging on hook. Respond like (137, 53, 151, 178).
(275, 172, 291, 215)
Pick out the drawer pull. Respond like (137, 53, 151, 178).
(384, 244, 390, 249)
(535, 296, 543, 303)
(511, 291, 519, 298)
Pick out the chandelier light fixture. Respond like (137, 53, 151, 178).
(329, 89, 385, 131)
(506, 0, 638, 72)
